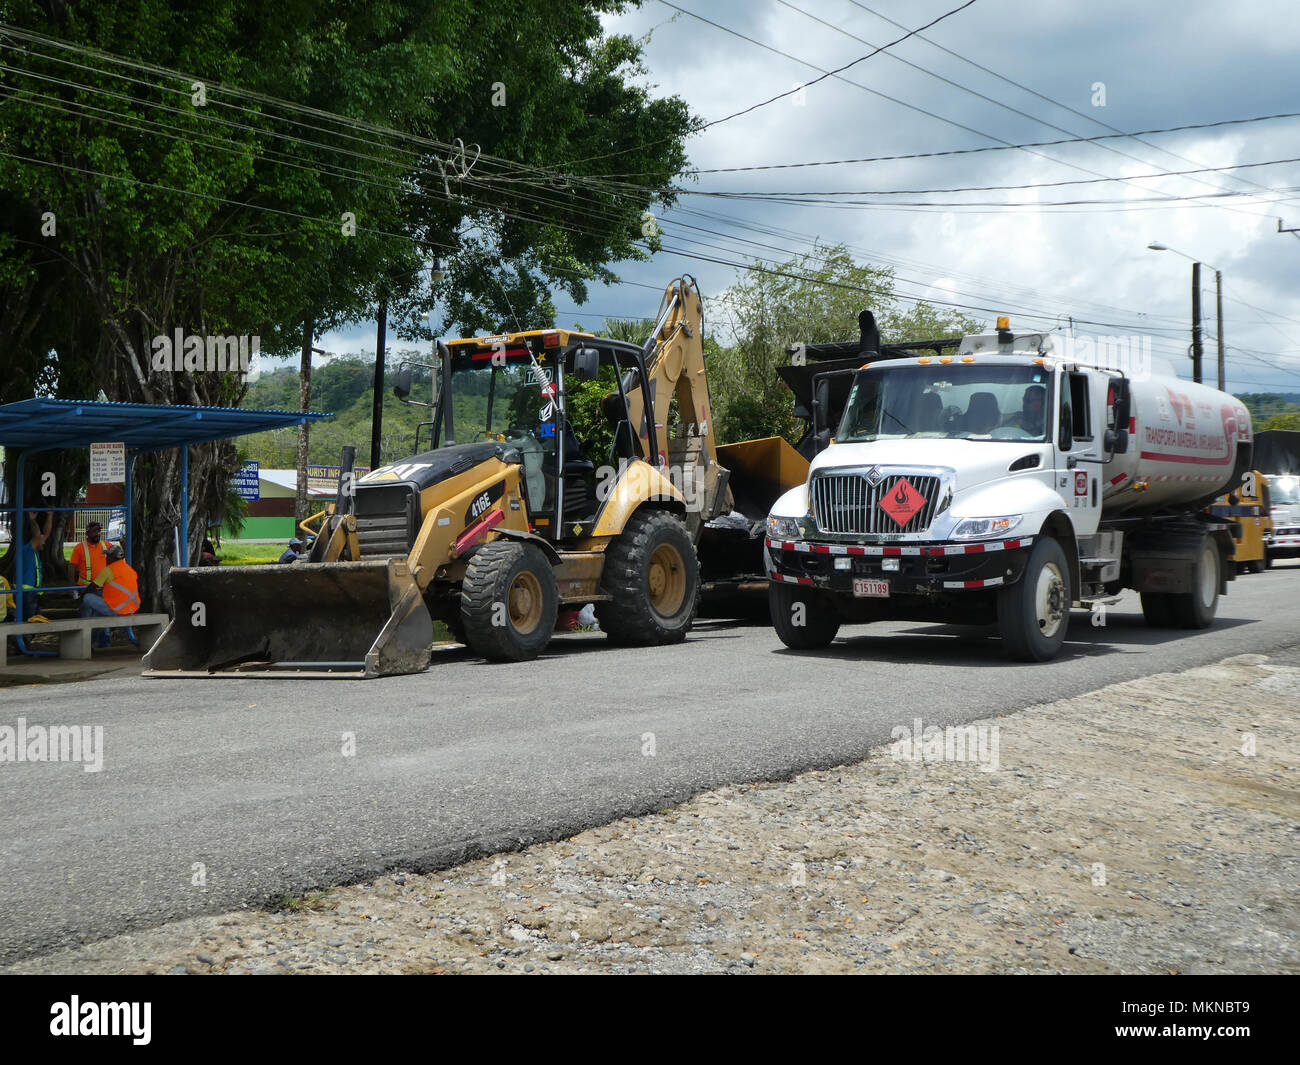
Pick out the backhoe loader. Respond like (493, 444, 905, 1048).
(143, 277, 807, 678)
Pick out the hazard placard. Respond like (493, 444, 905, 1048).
(879, 477, 927, 527)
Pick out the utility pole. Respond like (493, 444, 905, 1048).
(370, 295, 388, 469)
(1215, 269, 1225, 392)
(1190, 261, 1203, 385)
(296, 316, 315, 524)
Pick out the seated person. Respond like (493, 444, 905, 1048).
(1001, 384, 1047, 436)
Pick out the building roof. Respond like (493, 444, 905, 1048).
(0, 398, 332, 452)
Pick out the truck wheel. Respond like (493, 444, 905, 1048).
(769, 581, 840, 649)
(998, 535, 1070, 662)
(596, 510, 699, 645)
(1169, 537, 1220, 629)
(1140, 592, 1174, 628)
(460, 541, 558, 661)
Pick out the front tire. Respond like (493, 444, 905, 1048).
(769, 581, 840, 649)
(1169, 537, 1220, 629)
(460, 541, 558, 662)
(595, 510, 699, 645)
(998, 535, 1070, 662)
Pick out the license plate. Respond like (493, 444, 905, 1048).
(853, 579, 890, 598)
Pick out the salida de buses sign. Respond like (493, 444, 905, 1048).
(89, 442, 125, 484)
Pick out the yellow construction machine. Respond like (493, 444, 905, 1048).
(143, 277, 806, 677)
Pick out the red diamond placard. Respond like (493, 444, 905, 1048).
(879, 477, 927, 527)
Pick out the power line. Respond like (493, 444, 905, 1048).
(639, 3, 1292, 222)
(845, 0, 1291, 206)
(673, 112, 1300, 176)
(689, 0, 979, 129)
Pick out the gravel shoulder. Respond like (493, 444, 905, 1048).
(6, 651, 1297, 975)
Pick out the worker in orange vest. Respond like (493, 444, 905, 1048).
(78, 542, 140, 649)
(70, 520, 108, 593)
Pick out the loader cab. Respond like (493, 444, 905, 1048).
(435, 331, 658, 541)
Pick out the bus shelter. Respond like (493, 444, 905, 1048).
(0, 398, 332, 627)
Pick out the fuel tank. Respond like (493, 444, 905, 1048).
(1101, 375, 1252, 516)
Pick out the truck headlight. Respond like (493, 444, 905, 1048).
(952, 515, 1022, 539)
(766, 515, 803, 539)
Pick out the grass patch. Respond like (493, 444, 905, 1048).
(269, 889, 338, 912)
(212, 541, 284, 566)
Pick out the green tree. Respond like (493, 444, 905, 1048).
(1262, 412, 1300, 431)
(709, 244, 984, 443)
(0, 1, 693, 605)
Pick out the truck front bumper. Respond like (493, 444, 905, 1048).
(765, 535, 1035, 594)
(1270, 528, 1300, 558)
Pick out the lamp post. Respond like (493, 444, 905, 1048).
(1147, 242, 1225, 389)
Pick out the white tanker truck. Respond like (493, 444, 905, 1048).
(764, 319, 1254, 661)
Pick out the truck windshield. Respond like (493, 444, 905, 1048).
(837, 363, 1053, 443)
(1272, 476, 1300, 505)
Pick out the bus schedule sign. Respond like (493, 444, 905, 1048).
(89, 442, 126, 484)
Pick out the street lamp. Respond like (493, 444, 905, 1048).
(1147, 241, 1225, 390)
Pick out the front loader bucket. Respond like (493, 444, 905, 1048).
(142, 558, 433, 679)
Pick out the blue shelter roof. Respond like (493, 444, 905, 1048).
(0, 399, 332, 452)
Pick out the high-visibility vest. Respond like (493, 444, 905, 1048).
(100, 561, 140, 615)
(71, 540, 107, 585)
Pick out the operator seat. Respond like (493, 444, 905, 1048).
(963, 392, 1001, 434)
(541, 418, 596, 523)
(602, 391, 639, 462)
(916, 392, 943, 432)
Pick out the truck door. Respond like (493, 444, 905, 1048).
(1055, 370, 1103, 536)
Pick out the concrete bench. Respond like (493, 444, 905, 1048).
(0, 613, 169, 668)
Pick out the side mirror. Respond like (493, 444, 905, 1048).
(573, 347, 600, 384)
(393, 366, 412, 400)
(1104, 428, 1129, 455)
(813, 376, 831, 434)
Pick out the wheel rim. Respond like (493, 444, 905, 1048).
(1035, 561, 1067, 639)
(647, 543, 687, 617)
(509, 571, 544, 633)
(1198, 544, 1217, 607)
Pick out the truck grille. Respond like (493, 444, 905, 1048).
(812, 472, 943, 536)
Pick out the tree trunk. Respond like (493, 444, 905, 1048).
(296, 315, 315, 524)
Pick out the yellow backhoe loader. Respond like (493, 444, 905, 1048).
(143, 277, 807, 678)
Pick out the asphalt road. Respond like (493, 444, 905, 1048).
(2, 562, 1299, 964)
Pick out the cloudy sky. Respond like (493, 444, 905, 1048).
(329, 0, 1300, 396)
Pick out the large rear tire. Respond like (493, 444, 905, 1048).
(998, 535, 1070, 662)
(1169, 537, 1220, 629)
(595, 510, 699, 645)
(768, 581, 840, 649)
(1140, 592, 1174, 628)
(460, 541, 558, 662)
